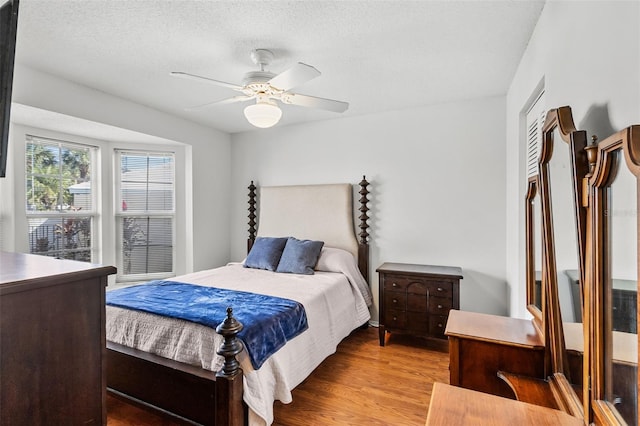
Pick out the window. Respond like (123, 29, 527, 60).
(115, 150, 175, 281)
(25, 136, 97, 262)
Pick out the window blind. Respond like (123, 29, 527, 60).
(25, 136, 97, 262)
(526, 91, 546, 179)
(116, 150, 175, 279)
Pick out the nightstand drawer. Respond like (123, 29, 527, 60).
(383, 275, 411, 291)
(428, 296, 452, 314)
(427, 281, 453, 298)
(385, 291, 406, 310)
(384, 309, 406, 328)
(383, 275, 428, 295)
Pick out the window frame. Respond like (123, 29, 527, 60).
(24, 135, 99, 262)
(114, 149, 176, 282)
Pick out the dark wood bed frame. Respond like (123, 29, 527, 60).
(106, 177, 370, 426)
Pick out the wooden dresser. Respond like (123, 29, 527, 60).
(377, 263, 462, 347)
(0, 251, 116, 425)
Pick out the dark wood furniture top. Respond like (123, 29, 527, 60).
(377, 263, 462, 349)
(425, 383, 583, 426)
(0, 251, 116, 426)
(377, 263, 462, 278)
(0, 249, 115, 291)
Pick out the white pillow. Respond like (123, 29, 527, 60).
(315, 247, 373, 307)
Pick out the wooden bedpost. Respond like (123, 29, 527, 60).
(215, 307, 245, 426)
(358, 176, 370, 283)
(248, 181, 257, 254)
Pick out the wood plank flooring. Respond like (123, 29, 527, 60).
(107, 326, 450, 426)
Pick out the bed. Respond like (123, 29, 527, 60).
(105, 177, 372, 426)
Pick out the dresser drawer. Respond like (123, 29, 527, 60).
(383, 275, 428, 295)
(428, 296, 452, 315)
(429, 315, 449, 338)
(385, 290, 407, 310)
(427, 281, 453, 298)
(384, 309, 407, 328)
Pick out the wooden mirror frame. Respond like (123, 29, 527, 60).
(537, 106, 588, 415)
(586, 125, 640, 425)
(526, 175, 544, 331)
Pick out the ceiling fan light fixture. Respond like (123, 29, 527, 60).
(243, 98, 282, 128)
(173, 49, 348, 129)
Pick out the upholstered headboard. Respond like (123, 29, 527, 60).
(247, 178, 370, 282)
(257, 183, 358, 257)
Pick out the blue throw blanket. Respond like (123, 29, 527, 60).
(106, 281, 308, 369)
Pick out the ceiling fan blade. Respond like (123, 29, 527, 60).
(280, 93, 349, 113)
(268, 63, 321, 91)
(170, 71, 244, 91)
(185, 95, 254, 111)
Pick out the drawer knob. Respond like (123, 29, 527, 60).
(393, 316, 397, 321)
(438, 323, 443, 328)
(392, 282, 398, 287)
(392, 299, 398, 304)
(437, 287, 443, 292)
(437, 304, 443, 309)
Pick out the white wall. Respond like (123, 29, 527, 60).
(2, 65, 232, 272)
(230, 97, 508, 322)
(506, 0, 640, 318)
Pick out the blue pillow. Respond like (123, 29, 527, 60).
(244, 237, 288, 271)
(276, 237, 325, 275)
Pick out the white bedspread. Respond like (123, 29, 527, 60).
(106, 260, 371, 425)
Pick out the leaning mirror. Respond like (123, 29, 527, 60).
(526, 176, 543, 323)
(548, 125, 582, 324)
(537, 106, 588, 415)
(547, 124, 587, 386)
(589, 126, 639, 426)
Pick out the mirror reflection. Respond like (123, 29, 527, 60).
(548, 127, 581, 324)
(533, 188, 542, 312)
(605, 151, 637, 425)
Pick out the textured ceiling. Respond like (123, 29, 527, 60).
(14, 0, 545, 134)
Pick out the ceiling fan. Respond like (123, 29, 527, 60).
(171, 49, 349, 129)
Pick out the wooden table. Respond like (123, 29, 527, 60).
(426, 382, 583, 425)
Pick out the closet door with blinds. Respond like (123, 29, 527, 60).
(526, 91, 546, 179)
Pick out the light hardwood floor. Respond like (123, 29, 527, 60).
(107, 326, 450, 425)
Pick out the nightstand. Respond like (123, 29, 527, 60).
(376, 262, 462, 347)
